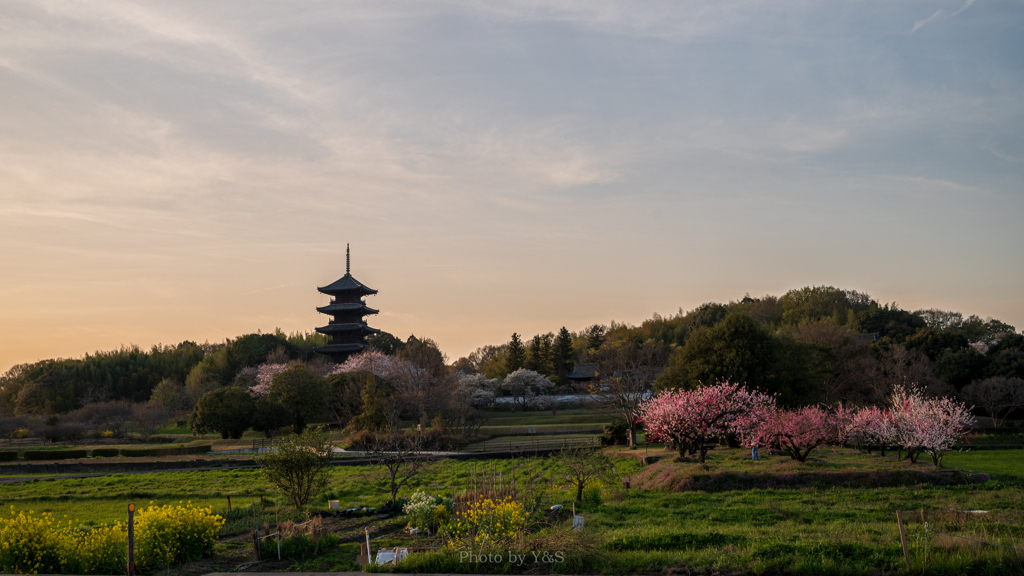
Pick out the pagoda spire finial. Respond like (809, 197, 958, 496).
(346, 244, 350, 274)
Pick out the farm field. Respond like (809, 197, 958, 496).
(3, 446, 1023, 574)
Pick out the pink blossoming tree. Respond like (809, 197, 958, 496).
(640, 381, 775, 463)
(742, 405, 837, 462)
(847, 405, 899, 456)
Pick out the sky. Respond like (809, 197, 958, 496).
(1, 0, 1022, 372)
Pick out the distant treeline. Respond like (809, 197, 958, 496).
(2, 285, 1022, 415)
(0, 330, 330, 415)
(454, 286, 1023, 406)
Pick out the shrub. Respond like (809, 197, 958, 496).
(257, 426, 333, 510)
(0, 507, 64, 574)
(39, 423, 87, 444)
(64, 524, 127, 575)
(600, 419, 630, 446)
(134, 502, 224, 571)
(403, 491, 453, 534)
(440, 498, 527, 550)
(24, 449, 88, 460)
(0, 451, 18, 462)
(90, 448, 120, 458)
(188, 387, 255, 439)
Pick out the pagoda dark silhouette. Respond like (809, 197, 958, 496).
(314, 245, 379, 361)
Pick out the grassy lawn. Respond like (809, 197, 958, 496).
(942, 449, 1024, 478)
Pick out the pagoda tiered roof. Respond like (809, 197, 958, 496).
(315, 343, 371, 355)
(315, 323, 381, 336)
(315, 302, 379, 315)
(317, 273, 377, 296)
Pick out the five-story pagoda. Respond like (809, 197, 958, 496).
(314, 245, 379, 361)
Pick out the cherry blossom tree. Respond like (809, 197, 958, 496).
(503, 369, 554, 411)
(640, 381, 775, 463)
(742, 405, 837, 462)
(331, 349, 423, 382)
(242, 363, 291, 398)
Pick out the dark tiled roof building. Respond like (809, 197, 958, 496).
(314, 245, 380, 361)
(566, 362, 599, 383)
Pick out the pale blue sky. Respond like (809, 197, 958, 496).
(1, 0, 1022, 370)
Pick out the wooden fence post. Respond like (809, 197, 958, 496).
(896, 511, 910, 566)
(227, 495, 232, 510)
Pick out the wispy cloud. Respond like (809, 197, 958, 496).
(912, 0, 976, 33)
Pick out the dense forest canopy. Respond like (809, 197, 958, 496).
(455, 286, 1022, 407)
(1, 286, 1021, 417)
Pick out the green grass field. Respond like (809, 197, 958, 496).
(942, 449, 1024, 477)
(3, 447, 1023, 575)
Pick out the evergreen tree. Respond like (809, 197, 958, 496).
(585, 325, 607, 352)
(506, 333, 526, 373)
(554, 327, 575, 380)
(525, 335, 544, 373)
(539, 333, 554, 377)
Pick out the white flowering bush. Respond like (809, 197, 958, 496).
(403, 491, 452, 534)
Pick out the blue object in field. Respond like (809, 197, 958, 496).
(752, 445, 759, 460)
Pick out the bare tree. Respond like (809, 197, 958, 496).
(874, 344, 952, 400)
(0, 416, 28, 446)
(67, 401, 134, 438)
(593, 340, 668, 446)
(961, 377, 1024, 428)
(132, 402, 171, 441)
(443, 374, 494, 442)
(367, 433, 431, 504)
(559, 444, 612, 502)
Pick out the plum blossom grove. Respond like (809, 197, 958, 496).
(639, 382, 974, 466)
(640, 381, 775, 463)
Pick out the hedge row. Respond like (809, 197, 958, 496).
(91, 448, 121, 458)
(0, 451, 17, 462)
(24, 449, 88, 460)
(120, 445, 212, 457)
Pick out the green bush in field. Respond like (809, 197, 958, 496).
(256, 426, 332, 510)
(0, 451, 18, 462)
(90, 448, 120, 458)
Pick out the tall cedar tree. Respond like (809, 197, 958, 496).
(506, 333, 526, 372)
(553, 327, 575, 382)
